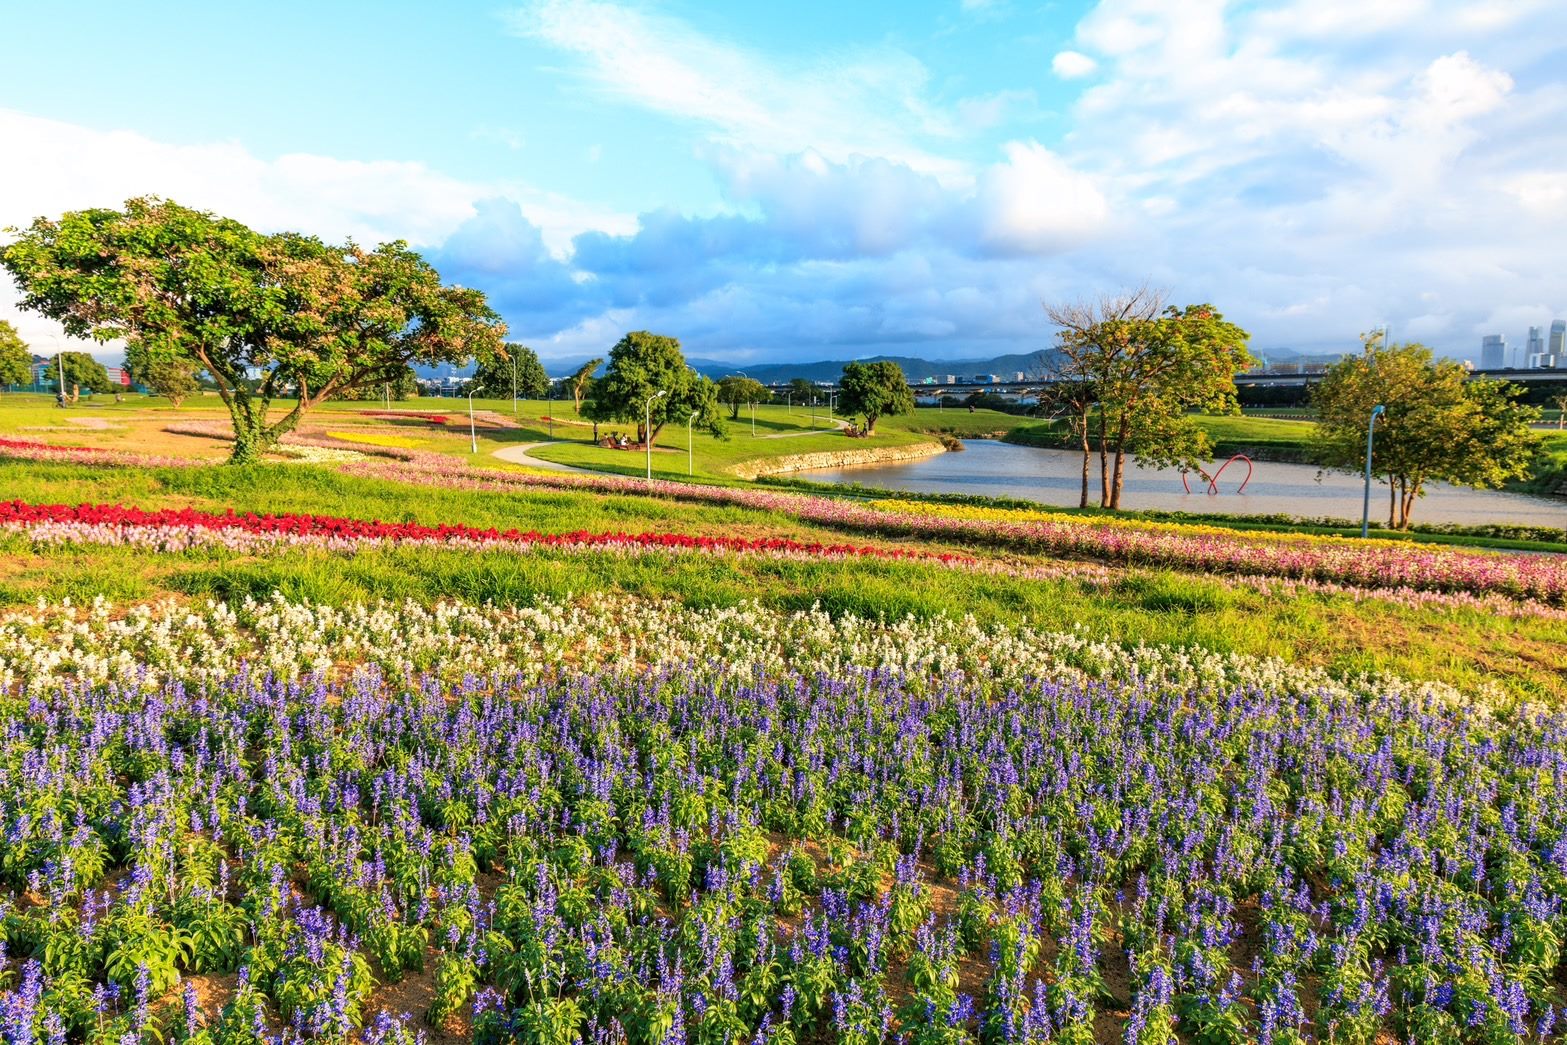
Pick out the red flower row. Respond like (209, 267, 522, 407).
(0, 500, 967, 565)
(358, 411, 450, 425)
(0, 438, 99, 454)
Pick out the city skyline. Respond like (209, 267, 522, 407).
(2, 1, 1564, 365)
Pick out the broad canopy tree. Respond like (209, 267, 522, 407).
(837, 361, 914, 435)
(51, 352, 113, 400)
(123, 342, 200, 406)
(0, 197, 505, 463)
(586, 331, 724, 445)
(1045, 290, 1253, 510)
(1313, 338, 1540, 529)
(470, 343, 549, 400)
(717, 376, 769, 420)
(0, 321, 33, 388)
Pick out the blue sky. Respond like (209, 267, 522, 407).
(2, 0, 1564, 366)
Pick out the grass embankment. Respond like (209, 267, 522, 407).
(1, 458, 1564, 702)
(1007, 413, 1320, 461)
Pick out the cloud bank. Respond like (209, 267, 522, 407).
(3, 0, 1564, 365)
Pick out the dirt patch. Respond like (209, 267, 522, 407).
(365, 949, 468, 1042)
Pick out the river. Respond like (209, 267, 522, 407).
(802, 440, 1567, 528)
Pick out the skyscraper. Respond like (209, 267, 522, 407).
(1480, 334, 1507, 370)
(1527, 326, 1545, 366)
(1529, 321, 1564, 369)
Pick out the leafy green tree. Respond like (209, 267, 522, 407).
(49, 352, 113, 400)
(124, 342, 200, 406)
(0, 196, 503, 463)
(567, 357, 602, 414)
(0, 321, 30, 388)
(787, 377, 817, 405)
(838, 361, 914, 435)
(471, 343, 549, 400)
(1047, 291, 1252, 509)
(587, 331, 724, 444)
(717, 376, 769, 420)
(1313, 337, 1540, 528)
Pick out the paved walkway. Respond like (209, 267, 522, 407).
(491, 441, 596, 473)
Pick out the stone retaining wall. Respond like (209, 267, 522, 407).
(730, 440, 946, 480)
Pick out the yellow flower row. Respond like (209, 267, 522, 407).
(864, 498, 1423, 549)
(326, 430, 424, 449)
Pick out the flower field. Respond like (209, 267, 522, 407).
(1, 593, 1565, 1045)
(2, 435, 1566, 1043)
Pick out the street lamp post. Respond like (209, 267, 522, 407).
(468, 386, 478, 453)
(750, 399, 756, 436)
(687, 409, 698, 476)
(511, 357, 518, 419)
(548, 386, 555, 439)
(1360, 404, 1385, 538)
(644, 389, 667, 481)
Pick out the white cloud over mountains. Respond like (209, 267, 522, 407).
(3, 0, 1565, 363)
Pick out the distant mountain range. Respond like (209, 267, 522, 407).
(420, 345, 1319, 384)
(683, 352, 1063, 384)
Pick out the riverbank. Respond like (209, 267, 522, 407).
(1006, 416, 1567, 494)
(729, 439, 946, 480)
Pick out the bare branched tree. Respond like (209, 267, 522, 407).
(1043, 287, 1167, 508)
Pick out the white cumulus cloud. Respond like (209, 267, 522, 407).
(1051, 51, 1099, 79)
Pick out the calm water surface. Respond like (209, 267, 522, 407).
(804, 440, 1567, 528)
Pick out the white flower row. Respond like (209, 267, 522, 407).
(0, 592, 1501, 713)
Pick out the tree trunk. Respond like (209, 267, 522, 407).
(1387, 479, 1397, 529)
(730, 403, 741, 421)
(1077, 414, 1091, 509)
(225, 392, 273, 465)
(1108, 414, 1132, 510)
(865, 412, 878, 436)
(1400, 480, 1422, 530)
(1096, 411, 1110, 508)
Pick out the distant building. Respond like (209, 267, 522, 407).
(944, 374, 957, 385)
(1551, 320, 1566, 356)
(1480, 334, 1507, 370)
(1526, 326, 1545, 368)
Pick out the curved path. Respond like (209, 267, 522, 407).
(491, 441, 596, 473)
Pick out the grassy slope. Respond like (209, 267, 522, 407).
(1008, 413, 1318, 460)
(1, 458, 1564, 702)
(6, 392, 1562, 543)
